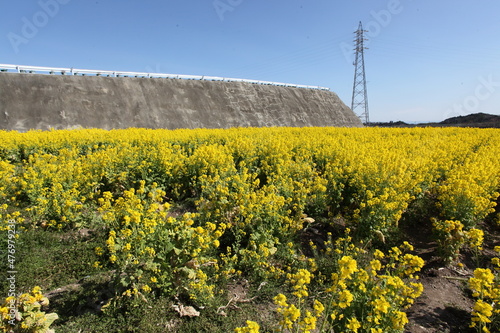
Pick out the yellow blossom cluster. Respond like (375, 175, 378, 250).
(95, 181, 226, 303)
(432, 218, 466, 263)
(436, 141, 500, 228)
(239, 239, 424, 333)
(287, 269, 312, 298)
(320, 243, 423, 333)
(469, 247, 500, 333)
(467, 228, 485, 251)
(0, 160, 23, 231)
(0, 286, 58, 333)
(234, 320, 260, 333)
(432, 218, 487, 263)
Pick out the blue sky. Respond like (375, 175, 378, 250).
(1, 0, 499, 122)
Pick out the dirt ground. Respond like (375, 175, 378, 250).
(404, 220, 500, 333)
(406, 265, 474, 333)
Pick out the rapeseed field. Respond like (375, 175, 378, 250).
(0, 127, 499, 332)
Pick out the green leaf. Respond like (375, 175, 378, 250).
(178, 266, 197, 279)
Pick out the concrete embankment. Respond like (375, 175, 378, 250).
(0, 73, 362, 131)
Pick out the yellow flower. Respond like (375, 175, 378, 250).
(369, 259, 382, 274)
(299, 310, 317, 332)
(123, 243, 132, 252)
(234, 320, 260, 333)
(374, 249, 385, 259)
(471, 299, 493, 325)
(346, 317, 361, 332)
(401, 241, 414, 251)
(391, 311, 408, 330)
(95, 247, 104, 256)
(288, 269, 312, 298)
(467, 228, 484, 250)
(372, 296, 390, 314)
(491, 257, 500, 268)
(313, 300, 324, 316)
(283, 304, 300, 327)
(274, 294, 287, 307)
(339, 256, 358, 279)
(469, 268, 495, 297)
(338, 289, 354, 308)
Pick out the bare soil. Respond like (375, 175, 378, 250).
(404, 219, 500, 333)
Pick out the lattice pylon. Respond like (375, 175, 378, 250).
(350, 21, 369, 124)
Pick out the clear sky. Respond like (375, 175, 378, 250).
(1, 0, 499, 122)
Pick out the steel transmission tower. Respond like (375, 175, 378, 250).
(351, 21, 369, 124)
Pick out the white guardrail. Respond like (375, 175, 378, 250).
(0, 64, 330, 91)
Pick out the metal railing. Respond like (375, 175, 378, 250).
(0, 64, 330, 91)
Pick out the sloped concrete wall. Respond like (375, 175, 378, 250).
(0, 73, 362, 131)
